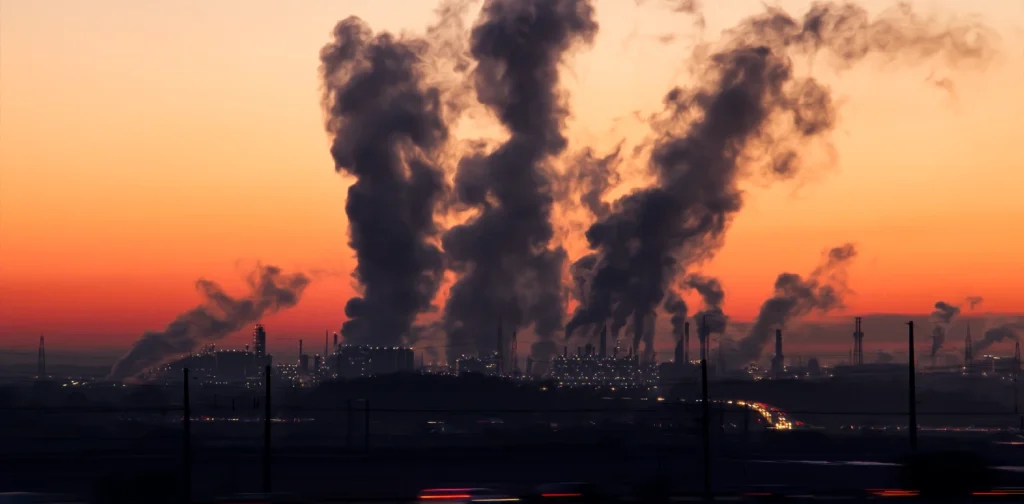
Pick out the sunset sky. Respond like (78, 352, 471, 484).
(1, 0, 1022, 360)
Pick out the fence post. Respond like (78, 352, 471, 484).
(908, 321, 917, 452)
(264, 365, 272, 494)
(701, 356, 711, 498)
(743, 408, 750, 490)
(183, 368, 191, 504)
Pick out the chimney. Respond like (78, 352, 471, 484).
(599, 325, 608, 359)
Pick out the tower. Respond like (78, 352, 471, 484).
(37, 334, 46, 379)
(599, 325, 608, 358)
(673, 328, 685, 364)
(324, 330, 328, 359)
(852, 317, 865, 365)
(965, 324, 974, 370)
(771, 329, 785, 377)
(333, 332, 338, 352)
(252, 324, 267, 359)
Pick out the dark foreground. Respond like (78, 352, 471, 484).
(3, 437, 1024, 503)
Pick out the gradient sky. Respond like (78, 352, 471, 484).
(1, 0, 1022, 358)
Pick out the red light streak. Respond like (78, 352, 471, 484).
(420, 494, 472, 500)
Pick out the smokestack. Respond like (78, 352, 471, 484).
(299, 339, 303, 363)
(333, 332, 338, 351)
(853, 317, 865, 366)
(771, 329, 784, 378)
(599, 325, 608, 359)
(324, 330, 328, 359)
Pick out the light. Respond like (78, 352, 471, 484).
(541, 493, 582, 498)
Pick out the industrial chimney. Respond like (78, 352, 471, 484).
(853, 317, 865, 365)
(771, 329, 785, 378)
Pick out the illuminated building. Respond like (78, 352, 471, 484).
(455, 353, 500, 376)
(335, 345, 415, 378)
(550, 346, 657, 389)
(253, 324, 267, 359)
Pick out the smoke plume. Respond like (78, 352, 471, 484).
(662, 290, 688, 346)
(567, 146, 623, 219)
(108, 265, 310, 381)
(966, 296, 984, 310)
(735, 244, 858, 365)
(564, 1, 992, 360)
(320, 16, 452, 347)
(974, 320, 1024, 355)
(441, 0, 598, 364)
(688, 274, 728, 337)
(929, 300, 960, 357)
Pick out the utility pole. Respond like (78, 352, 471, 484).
(182, 368, 191, 504)
(701, 315, 711, 498)
(907, 321, 917, 451)
(263, 365, 272, 494)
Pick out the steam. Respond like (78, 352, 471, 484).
(108, 265, 310, 381)
(974, 320, 1024, 355)
(966, 296, 984, 310)
(565, 0, 993, 361)
(929, 296, 985, 357)
(929, 300, 960, 358)
(320, 15, 452, 348)
(735, 244, 858, 365)
(441, 0, 598, 364)
(688, 274, 728, 338)
(662, 290, 688, 346)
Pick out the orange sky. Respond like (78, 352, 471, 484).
(1, 0, 1022, 355)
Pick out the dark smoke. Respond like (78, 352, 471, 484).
(662, 290, 688, 345)
(108, 265, 310, 381)
(974, 320, 1024, 355)
(442, 0, 598, 364)
(966, 296, 984, 310)
(320, 16, 451, 348)
(568, 146, 623, 219)
(929, 300, 960, 357)
(876, 350, 894, 364)
(565, 1, 992, 360)
(932, 301, 960, 324)
(735, 244, 857, 365)
(687, 274, 728, 336)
